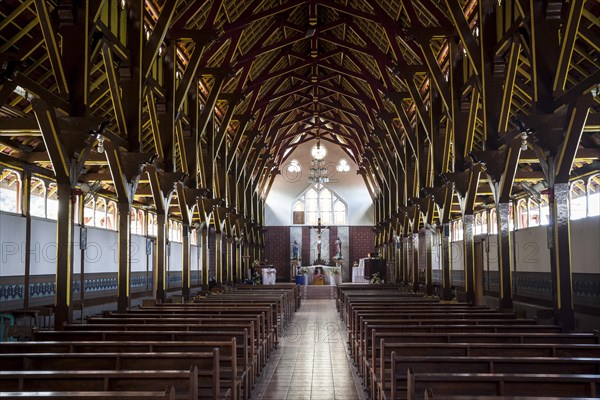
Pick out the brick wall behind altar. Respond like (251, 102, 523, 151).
(264, 226, 290, 281)
(264, 226, 375, 281)
(349, 226, 375, 265)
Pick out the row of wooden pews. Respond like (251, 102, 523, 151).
(337, 284, 600, 400)
(0, 284, 299, 400)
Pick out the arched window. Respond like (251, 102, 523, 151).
(540, 192, 550, 225)
(570, 179, 586, 220)
(489, 208, 498, 234)
(293, 184, 347, 225)
(528, 198, 540, 227)
(107, 201, 117, 230)
(516, 199, 528, 229)
(136, 209, 145, 235)
(334, 200, 346, 225)
(83, 197, 95, 226)
(0, 168, 22, 213)
(30, 177, 46, 218)
(95, 197, 107, 228)
(319, 188, 333, 224)
(305, 188, 319, 225)
(588, 174, 600, 217)
(481, 210, 488, 234)
(509, 202, 515, 231)
(474, 213, 482, 235)
(130, 208, 137, 234)
(148, 212, 157, 236)
(292, 201, 305, 224)
(47, 183, 58, 220)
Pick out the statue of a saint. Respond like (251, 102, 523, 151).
(335, 237, 342, 258)
(292, 240, 299, 259)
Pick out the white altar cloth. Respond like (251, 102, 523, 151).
(302, 265, 341, 285)
(352, 258, 369, 283)
(262, 268, 276, 285)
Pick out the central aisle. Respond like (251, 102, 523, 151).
(252, 299, 364, 400)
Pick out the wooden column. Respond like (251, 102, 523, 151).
(116, 201, 131, 312)
(55, 182, 74, 328)
(155, 212, 167, 301)
(201, 228, 209, 289)
(550, 183, 575, 330)
(463, 213, 475, 304)
(182, 223, 191, 300)
(440, 224, 452, 300)
(496, 202, 513, 309)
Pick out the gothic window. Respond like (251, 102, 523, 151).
(0, 168, 22, 213)
(293, 201, 305, 224)
(516, 199, 528, 229)
(293, 184, 347, 225)
(588, 174, 600, 217)
(47, 183, 58, 220)
(570, 179, 586, 220)
(489, 208, 498, 234)
(30, 176, 46, 218)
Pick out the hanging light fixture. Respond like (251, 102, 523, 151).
(309, 130, 329, 183)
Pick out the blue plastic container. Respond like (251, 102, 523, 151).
(295, 275, 304, 285)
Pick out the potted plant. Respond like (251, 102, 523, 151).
(369, 272, 383, 284)
(329, 267, 340, 285)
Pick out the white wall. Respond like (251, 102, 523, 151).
(169, 242, 183, 272)
(0, 213, 26, 276)
(265, 141, 374, 226)
(1, 213, 201, 279)
(571, 216, 600, 274)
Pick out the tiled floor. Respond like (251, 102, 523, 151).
(252, 299, 365, 400)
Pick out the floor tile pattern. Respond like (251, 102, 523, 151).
(252, 299, 365, 400)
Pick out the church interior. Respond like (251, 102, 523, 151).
(0, 0, 599, 398)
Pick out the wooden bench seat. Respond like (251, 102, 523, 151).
(0, 339, 246, 400)
(0, 388, 175, 399)
(0, 369, 198, 400)
(67, 320, 263, 376)
(34, 329, 253, 398)
(382, 355, 600, 400)
(0, 350, 226, 400)
(402, 371, 600, 400)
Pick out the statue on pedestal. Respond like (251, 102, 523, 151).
(292, 240, 299, 260)
(335, 236, 342, 259)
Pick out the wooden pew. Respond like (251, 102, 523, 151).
(0, 387, 176, 399)
(0, 369, 198, 400)
(0, 339, 245, 400)
(423, 388, 597, 400)
(386, 355, 600, 400)
(0, 350, 225, 400)
(34, 329, 253, 397)
(403, 370, 600, 400)
(64, 320, 262, 378)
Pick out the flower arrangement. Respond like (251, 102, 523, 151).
(330, 268, 340, 275)
(251, 271, 261, 285)
(299, 267, 309, 275)
(369, 272, 383, 284)
(252, 259, 260, 267)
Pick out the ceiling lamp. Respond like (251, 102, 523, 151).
(311, 139, 327, 160)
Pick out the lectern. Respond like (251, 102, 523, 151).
(363, 258, 386, 280)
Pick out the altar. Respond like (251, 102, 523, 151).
(301, 266, 342, 285)
(261, 268, 277, 285)
(352, 258, 369, 283)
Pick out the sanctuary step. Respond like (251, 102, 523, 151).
(301, 285, 336, 300)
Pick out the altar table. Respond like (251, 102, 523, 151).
(262, 268, 276, 285)
(302, 266, 342, 285)
(352, 258, 369, 283)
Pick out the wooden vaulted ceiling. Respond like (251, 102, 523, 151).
(0, 0, 599, 226)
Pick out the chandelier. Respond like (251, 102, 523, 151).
(309, 138, 329, 183)
(309, 158, 329, 183)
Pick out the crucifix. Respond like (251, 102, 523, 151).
(310, 217, 329, 265)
